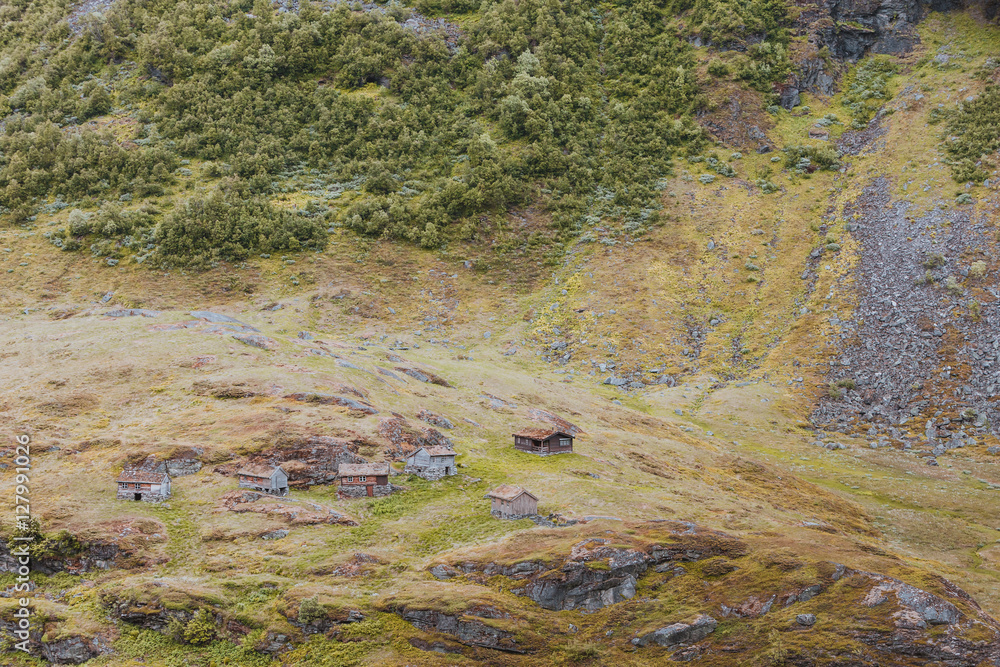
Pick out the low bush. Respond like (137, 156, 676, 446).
(842, 56, 897, 126)
(784, 145, 842, 171)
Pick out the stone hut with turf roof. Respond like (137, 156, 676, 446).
(337, 462, 393, 498)
(403, 445, 457, 480)
(117, 464, 171, 503)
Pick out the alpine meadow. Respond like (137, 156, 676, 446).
(2, 0, 1000, 664)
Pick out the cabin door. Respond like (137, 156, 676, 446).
(134, 493, 141, 501)
(366, 485, 373, 497)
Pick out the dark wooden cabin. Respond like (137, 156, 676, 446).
(512, 428, 574, 455)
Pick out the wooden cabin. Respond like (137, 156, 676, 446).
(512, 428, 574, 455)
(487, 484, 538, 519)
(117, 467, 171, 502)
(337, 462, 392, 498)
(403, 446, 457, 479)
(237, 463, 289, 496)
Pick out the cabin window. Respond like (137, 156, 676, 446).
(346, 476, 354, 482)
(359, 476, 367, 482)
(560, 438, 571, 447)
(134, 483, 140, 489)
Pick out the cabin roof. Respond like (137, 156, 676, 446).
(412, 445, 456, 457)
(405, 446, 455, 460)
(512, 428, 572, 440)
(487, 484, 537, 502)
(238, 463, 284, 478)
(338, 462, 389, 477)
(117, 468, 168, 484)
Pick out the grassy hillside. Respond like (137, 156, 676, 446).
(2, 0, 1000, 664)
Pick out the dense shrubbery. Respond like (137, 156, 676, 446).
(0, 120, 177, 224)
(943, 84, 1000, 183)
(842, 56, 897, 127)
(784, 145, 842, 172)
(156, 185, 328, 264)
(673, 0, 789, 47)
(0, 0, 795, 263)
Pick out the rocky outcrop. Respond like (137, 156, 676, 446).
(794, 56, 838, 96)
(789, 0, 999, 99)
(104, 308, 160, 317)
(526, 408, 583, 435)
(378, 415, 454, 454)
(284, 392, 378, 415)
(452, 524, 749, 612)
(41, 636, 104, 664)
(416, 409, 453, 429)
(857, 571, 961, 625)
(190, 311, 255, 327)
(793, 0, 921, 63)
(515, 543, 645, 612)
(0, 538, 121, 575)
(786, 0, 995, 100)
(0, 621, 108, 664)
(260, 631, 292, 654)
(108, 599, 192, 631)
(164, 447, 204, 477)
(633, 615, 718, 647)
(394, 607, 522, 653)
(394, 367, 453, 387)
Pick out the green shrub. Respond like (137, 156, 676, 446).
(923, 253, 946, 269)
(562, 639, 603, 661)
(708, 59, 730, 77)
(835, 378, 856, 390)
(298, 596, 326, 625)
(944, 275, 963, 295)
(944, 85, 1000, 183)
(183, 609, 216, 645)
(735, 41, 792, 91)
(155, 184, 327, 265)
(755, 179, 779, 193)
(784, 145, 842, 171)
(842, 56, 897, 125)
(679, 0, 790, 49)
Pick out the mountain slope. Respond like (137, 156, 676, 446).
(1, 0, 1000, 666)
